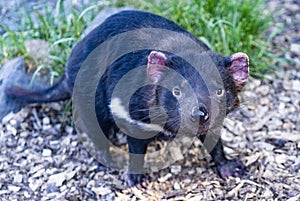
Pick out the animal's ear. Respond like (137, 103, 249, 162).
(147, 51, 168, 83)
(226, 52, 249, 89)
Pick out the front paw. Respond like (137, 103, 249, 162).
(124, 173, 146, 187)
(217, 159, 246, 179)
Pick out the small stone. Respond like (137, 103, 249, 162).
(9, 119, 17, 126)
(42, 149, 52, 157)
(13, 173, 23, 183)
(8, 185, 21, 192)
(262, 169, 275, 181)
(287, 195, 300, 201)
(48, 172, 66, 187)
(29, 165, 44, 175)
(248, 78, 261, 90)
(46, 183, 59, 193)
(196, 167, 205, 174)
(2, 112, 16, 125)
(283, 80, 292, 90)
(158, 173, 172, 183)
(6, 124, 17, 135)
(65, 170, 77, 180)
(259, 97, 270, 105)
(245, 153, 261, 166)
(71, 141, 78, 147)
(65, 126, 74, 134)
(267, 118, 283, 131)
(31, 168, 45, 178)
(255, 85, 270, 96)
(173, 182, 181, 190)
(188, 169, 195, 175)
(224, 146, 235, 155)
(278, 96, 291, 103)
(91, 186, 112, 196)
(170, 165, 182, 175)
(29, 179, 43, 191)
(169, 146, 184, 161)
(24, 191, 31, 198)
(87, 180, 96, 188)
(292, 80, 300, 92)
(275, 154, 287, 164)
(49, 102, 63, 111)
(42, 117, 50, 125)
(290, 43, 300, 54)
(221, 129, 233, 143)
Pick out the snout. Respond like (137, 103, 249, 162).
(190, 103, 209, 124)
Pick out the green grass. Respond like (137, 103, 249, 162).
(112, 0, 278, 78)
(0, 0, 103, 77)
(0, 0, 277, 78)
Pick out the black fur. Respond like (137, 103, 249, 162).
(6, 10, 248, 186)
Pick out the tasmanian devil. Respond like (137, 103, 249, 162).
(6, 10, 249, 186)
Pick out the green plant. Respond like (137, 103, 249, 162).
(0, 0, 104, 78)
(111, 0, 277, 78)
(0, 0, 277, 78)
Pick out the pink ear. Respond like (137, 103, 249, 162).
(227, 52, 249, 87)
(147, 51, 168, 83)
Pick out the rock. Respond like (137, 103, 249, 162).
(25, 39, 50, 71)
(65, 126, 74, 135)
(8, 185, 21, 192)
(158, 173, 172, 183)
(259, 97, 270, 105)
(91, 186, 112, 196)
(169, 146, 184, 161)
(0, 58, 27, 120)
(29, 178, 43, 191)
(65, 170, 77, 181)
(1, 112, 16, 125)
(13, 173, 23, 183)
(42, 116, 50, 125)
(287, 195, 300, 201)
(290, 43, 300, 54)
(23, 191, 31, 199)
(255, 85, 270, 96)
(48, 172, 66, 187)
(42, 149, 52, 157)
(262, 169, 276, 181)
(0, 58, 52, 121)
(49, 102, 63, 111)
(262, 188, 274, 199)
(275, 154, 288, 164)
(282, 77, 291, 90)
(173, 182, 181, 190)
(170, 165, 182, 175)
(291, 80, 300, 92)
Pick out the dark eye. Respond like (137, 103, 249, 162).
(216, 88, 224, 96)
(172, 86, 181, 97)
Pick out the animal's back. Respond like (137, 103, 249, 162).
(6, 10, 208, 104)
(65, 10, 209, 91)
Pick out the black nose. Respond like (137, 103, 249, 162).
(191, 104, 209, 123)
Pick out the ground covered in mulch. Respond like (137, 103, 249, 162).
(0, 0, 300, 200)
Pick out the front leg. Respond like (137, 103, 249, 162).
(198, 133, 246, 179)
(125, 136, 150, 187)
